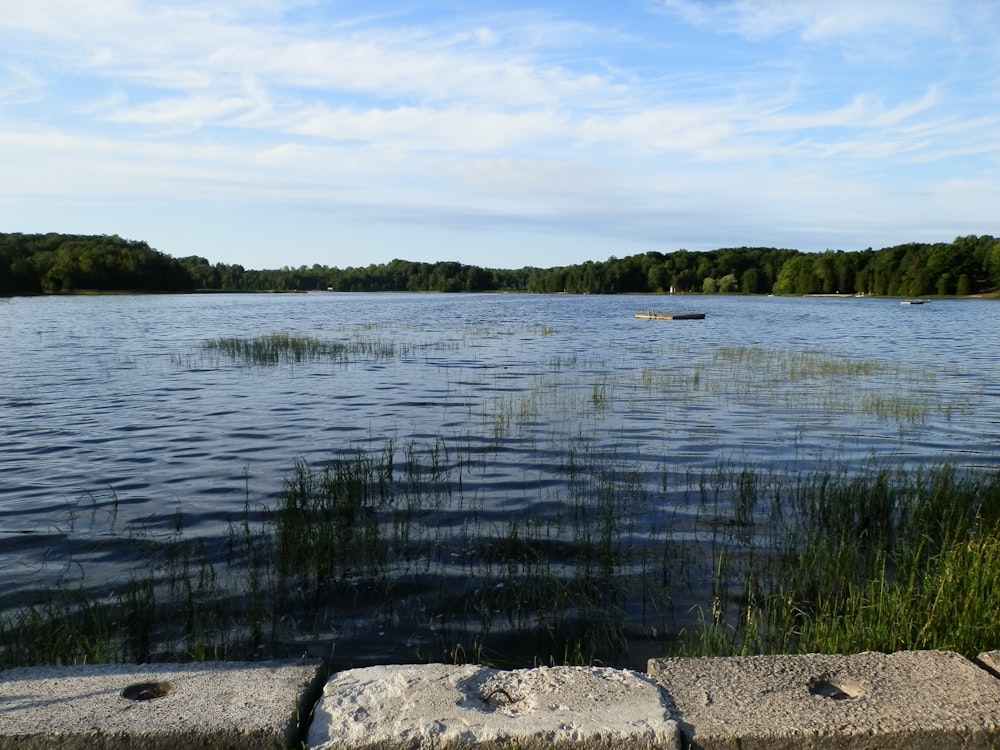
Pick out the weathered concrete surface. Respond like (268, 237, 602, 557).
(976, 650, 1000, 678)
(648, 650, 1000, 749)
(0, 659, 324, 750)
(307, 663, 681, 750)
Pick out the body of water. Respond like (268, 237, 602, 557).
(2, 292, 999, 665)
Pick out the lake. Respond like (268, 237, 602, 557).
(2, 292, 999, 666)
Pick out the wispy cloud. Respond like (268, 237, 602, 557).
(1, 0, 998, 267)
(0, 62, 46, 104)
(660, 0, 962, 43)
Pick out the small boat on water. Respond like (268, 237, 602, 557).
(901, 300, 929, 305)
(634, 312, 706, 321)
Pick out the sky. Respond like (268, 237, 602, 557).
(2, 1, 999, 270)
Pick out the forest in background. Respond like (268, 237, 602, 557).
(2, 231, 999, 297)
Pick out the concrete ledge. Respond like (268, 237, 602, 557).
(307, 663, 681, 750)
(975, 650, 1000, 678)
(0, 660, 324, 750)
(647, 650, 1000, 749)
(4, 651, 1000, 748)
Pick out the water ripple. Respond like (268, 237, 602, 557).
(2, 292, 999, 614)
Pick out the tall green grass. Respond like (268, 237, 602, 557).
(195, 330, 467, 368)
(201, 333, 398, 365)
(5, 450, 1000, 670)
(0, 439, 667, 668)
(673, 463, 1000, 658)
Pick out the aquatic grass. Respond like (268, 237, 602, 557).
(541, 353, 578, 370)
(8, 293, 999, 675)
(0, 588, 117, 666)
(191, 326, 468, 373)
(0, 492, 281, 667)
(711, 347, 887, 380)
(202, 332, 401, 366)
(612, 345, 963, 426)
(673, 461, 1000, 659)
(777, 528, 1000, 655)
(5, 452, 1000, 669)
(275, 446, 395, 594)
(858, 390, 931, 422)
(591, 379, 608, 409)
(0, 435, 672, 668)
(3, 330, 997, 669)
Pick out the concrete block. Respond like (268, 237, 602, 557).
(0, 659, 324, 750)
(647, 650, 1000, 749)
(307, 663, 681, 750)
(975, 650, 1000, 678)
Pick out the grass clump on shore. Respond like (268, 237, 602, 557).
(675, 463, 1000, 658)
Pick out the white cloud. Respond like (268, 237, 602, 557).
(1, 0, 999, 267)
(103, 94, 258, 129)
(748, 88, 940, 133)
(0, 62, 46, 103)
(660, 0, 960, 42)
(0, 1, 625, 111)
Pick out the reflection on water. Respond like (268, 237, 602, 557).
(1, 293, 998, 665)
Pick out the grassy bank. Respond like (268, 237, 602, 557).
(673, 462, 1000, 657)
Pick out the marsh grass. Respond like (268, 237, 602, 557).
(4, 448, 1000, 669)
(201, 332, 399, 366)
(612, 346, 960, 426)
(3, 339, 995, 669)
(0, 438, 670, 668)
(462, 344, 966, 446)
(673, 462, 1000, 658)
(712, 346, 885, 379)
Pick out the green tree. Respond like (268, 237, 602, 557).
(740, 267, 760, 294)
(717, 273, 738, 293)
(773, 255, 814, 295)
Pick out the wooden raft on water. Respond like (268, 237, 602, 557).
(634, 312, 706, 321)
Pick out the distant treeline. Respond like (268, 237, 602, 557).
(0, 233, 194, 294)
(2, 231, 999, 297)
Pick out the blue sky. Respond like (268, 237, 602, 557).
(2, 1, 999, 270)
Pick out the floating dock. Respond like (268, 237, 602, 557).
(634, 312, 706, 320)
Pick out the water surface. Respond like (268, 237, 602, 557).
(2, 292, 998, 662)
